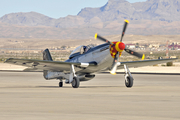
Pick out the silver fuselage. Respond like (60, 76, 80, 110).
(66, 43, 114, 74)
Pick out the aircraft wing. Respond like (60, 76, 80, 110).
(117, 58, 178, 69)
(5, 58, 96, 72)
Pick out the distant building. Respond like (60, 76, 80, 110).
(170, 56, 177, 58)
(149, 44, 160, 48)
(168, 43, 180, 50)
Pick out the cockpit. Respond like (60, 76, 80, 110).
(69, 44, 96, 59)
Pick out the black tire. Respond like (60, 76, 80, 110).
(59, 82, 63, 87)
(125, 76, 133, 88)
(71, 77, 80, 88)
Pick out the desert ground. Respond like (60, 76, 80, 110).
(0, 35, 180, 49)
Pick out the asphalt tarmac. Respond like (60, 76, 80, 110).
(0, 72, 180, 120)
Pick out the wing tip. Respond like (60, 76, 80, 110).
(4, 58, 13, 63)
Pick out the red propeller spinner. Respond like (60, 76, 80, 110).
(109, 42, 125, 58)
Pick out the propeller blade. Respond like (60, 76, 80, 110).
(95, 33, 114, 45)
(120, 20, 129, 42)
(124, 48, 145, 60)
(110, 52, 120, 75)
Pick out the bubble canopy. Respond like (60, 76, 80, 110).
(69, 44, 96, 59)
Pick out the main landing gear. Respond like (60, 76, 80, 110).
(58, 64, 80, 88)
(58, 77, 80, 88)
(124, 64, 134, 88)
(71, 77, 80, 88)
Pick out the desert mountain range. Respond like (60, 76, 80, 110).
(1, 0, 180, 39)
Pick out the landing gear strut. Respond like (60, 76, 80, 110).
(58, 64, 80, 88)
(124, 64, 134, 88)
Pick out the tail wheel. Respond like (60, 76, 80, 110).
(71, 77, 80, 88)
(59, 81, 63, 87)
(125, 76, 133, 88)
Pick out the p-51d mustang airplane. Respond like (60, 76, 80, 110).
(5, 20, 177, 88)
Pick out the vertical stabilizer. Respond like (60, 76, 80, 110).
(43, 49, 53, 80)
(43, 49, 53, 61)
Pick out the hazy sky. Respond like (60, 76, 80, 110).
(0, 0, 146, 18)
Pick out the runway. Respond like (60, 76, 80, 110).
(0, 72, 180, 120)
